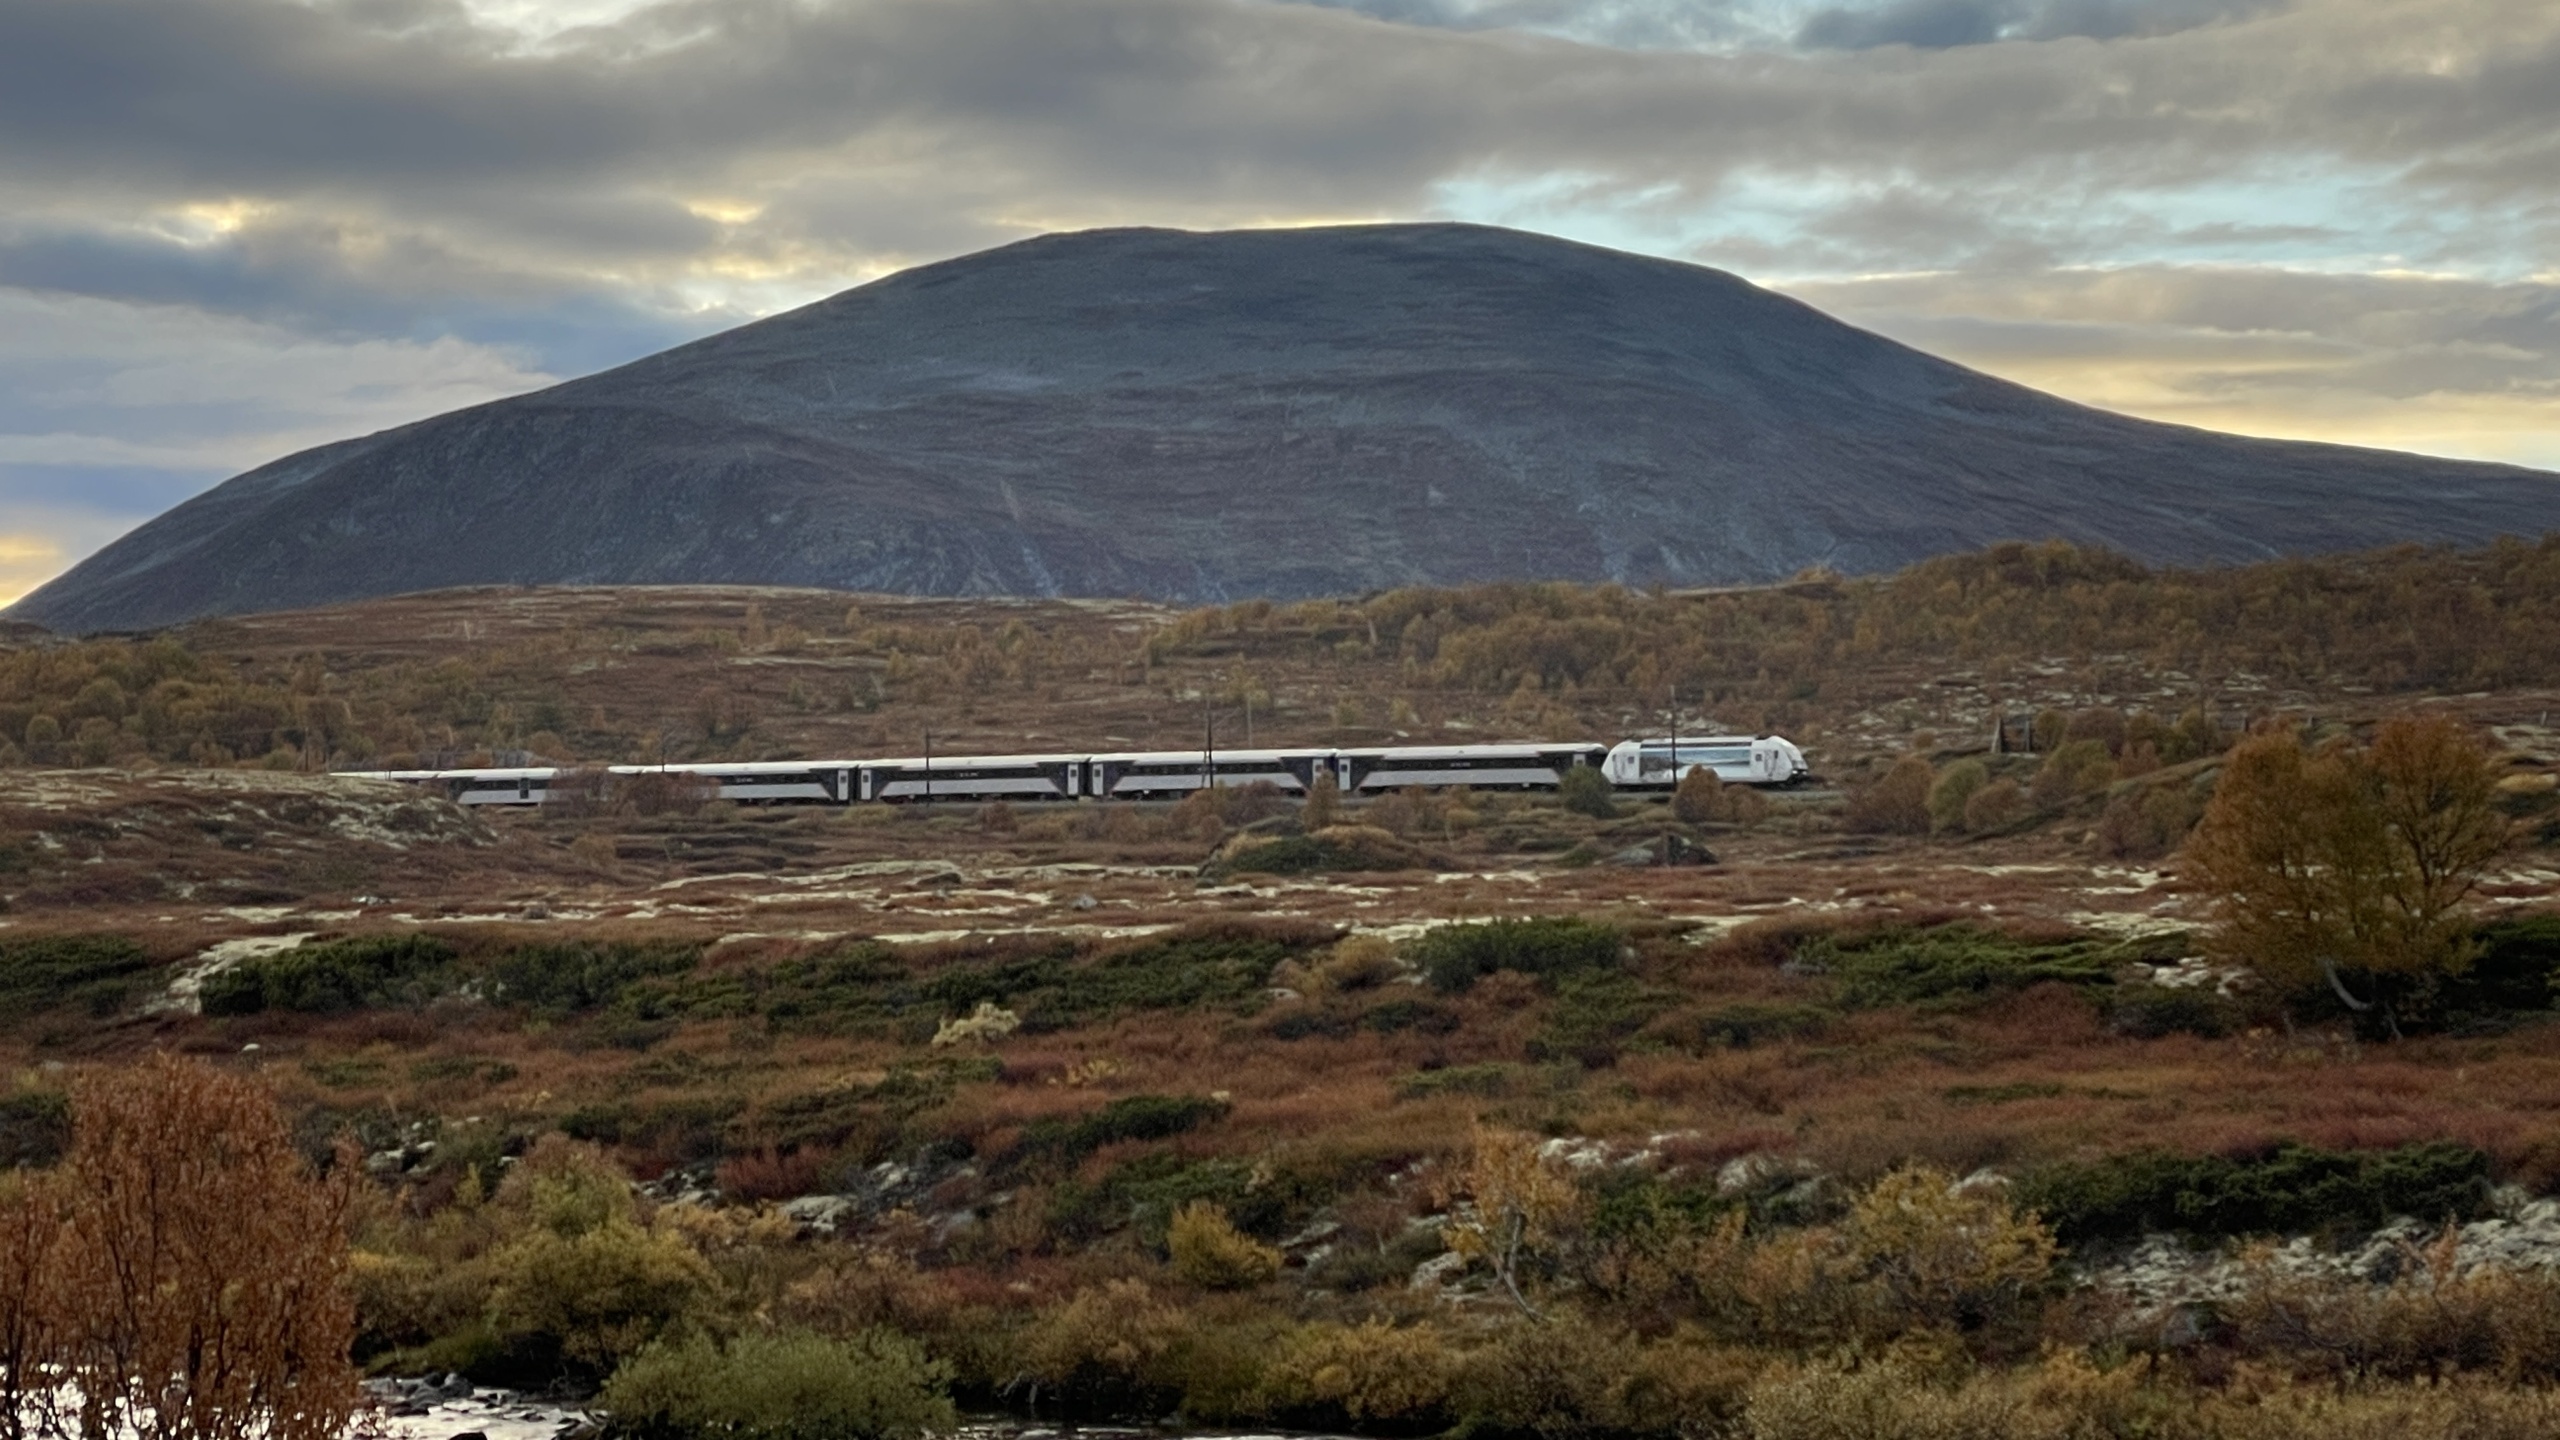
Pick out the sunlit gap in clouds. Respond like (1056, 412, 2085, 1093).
(1424, 163, 2560, 474)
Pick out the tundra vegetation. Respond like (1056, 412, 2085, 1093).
(0, 539, 2558, 1438)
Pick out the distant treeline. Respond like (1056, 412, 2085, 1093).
(1155, 536, 2560, 702)
(4, 537, 2557, 772)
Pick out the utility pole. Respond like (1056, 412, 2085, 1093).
(923, 730, 932, 805)
(1202, 697, 1217, 794)
(1668, 684, 1680, 787)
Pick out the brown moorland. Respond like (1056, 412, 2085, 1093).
(3, 539, 2560, 1438)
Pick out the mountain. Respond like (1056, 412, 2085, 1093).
(14, 223, 2557, 633)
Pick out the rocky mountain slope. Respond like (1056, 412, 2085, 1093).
(14, 223, 2557, 633)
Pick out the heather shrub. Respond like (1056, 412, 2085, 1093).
(1166, 1202, 1282, 1290)
(1413, 916, 1624, 993)
(599, 1328, 955, 1440)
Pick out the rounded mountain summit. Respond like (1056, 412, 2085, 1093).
(16, 224, 2558, 633)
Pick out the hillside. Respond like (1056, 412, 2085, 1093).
(12, 223, 2558, 634)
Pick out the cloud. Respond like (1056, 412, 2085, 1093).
(1, 0, 2556, 601)
(0, 286, 560, 599)
(1788, 265, 2560, 468)
(1792, 0, 2280, 50)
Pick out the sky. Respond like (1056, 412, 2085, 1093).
(2, 0, 2556, 608)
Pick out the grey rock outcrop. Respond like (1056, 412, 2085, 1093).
(16, 224, 2558, 633)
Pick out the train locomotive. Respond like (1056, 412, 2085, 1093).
(354, 735, 1809, 808)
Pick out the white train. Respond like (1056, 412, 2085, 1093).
(352, 735, 1807, 808)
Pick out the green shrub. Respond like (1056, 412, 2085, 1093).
(0, 934, 152, 1018)
(1212, 834, 1405, 876)
(1789, 923, 2177, 1010)
(200, 933, 459, 1016)
(1360, 997, 1460, 1035)
(1928, 759, 1989, 833)
(1649, 1002, 1833, 1050)
(2456, 915, 2560, 1014)
(488, 940, 701, 1014)
(1018, 1093, 1230, 1168)
(1394, 1063, 1522, 1100)
(925, 924, 1310, 1030)
(2016, 1142, 2493, 1246)
(1531, 971, 1679, 1066)
(1413, 917, 1624, 993)
(1050, 1153, 1268, 1245)
(2102, 986, 2240, 1038)
(1558, 765, 1617, 819)
(599, 1328, 955, 1440)
(0, 1088, 70, 1167)
(486, 1220, 715, 1380)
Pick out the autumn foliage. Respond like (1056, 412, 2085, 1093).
(0, 1053, 362, 1440)
(2186, 714, 2509, 1027)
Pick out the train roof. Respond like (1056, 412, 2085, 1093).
(1090, 748, 1325, 765)
(1336, 742, 1605, 758)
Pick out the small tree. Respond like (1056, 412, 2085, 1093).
(2184, 715, 2508, 1032)
(1437, 1125, 1583, 1319)
(1842, 1166, 2056, 1333)
(50, 1054, 364, 1440)
(0, 1172, 67, 1440)
(1927, 760, 1988, 834)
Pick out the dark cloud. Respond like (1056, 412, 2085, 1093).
(1796, 0, 2015, 50)
(1793, 0, 2283, 49)
(0, 216, 722, 374)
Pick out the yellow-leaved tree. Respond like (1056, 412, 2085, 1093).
(1437, 1124, 1584, 1319)
(2184, 714, 2508, 1034)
